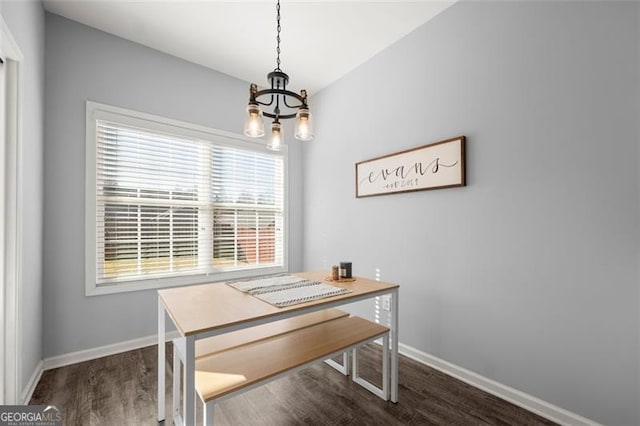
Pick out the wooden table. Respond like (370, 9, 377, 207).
(157, 271, 400, 424)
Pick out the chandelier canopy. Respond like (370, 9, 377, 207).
(243, 0, 314, 151)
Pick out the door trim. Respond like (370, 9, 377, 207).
(0, 13, 24, 405)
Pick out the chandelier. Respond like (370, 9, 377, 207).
(243, 0, 314, 151)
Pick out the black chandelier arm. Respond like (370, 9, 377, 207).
(254, 88, 306, 108)
(283, 94, 304, 109)
(263, 111, 297, 120)
(253, 94, 276, 107)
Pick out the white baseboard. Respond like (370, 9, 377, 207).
(43, 331, 180, 371)
(398, 343, 601, 426)
(21, 360, 44, 404)
(37, 332, 598, 426)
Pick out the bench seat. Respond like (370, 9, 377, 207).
(195, 315, 389, 402)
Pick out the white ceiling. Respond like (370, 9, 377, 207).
(43, 1, 456, 94)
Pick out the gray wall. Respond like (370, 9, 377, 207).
(303, 1, 639, 425)
(0, 0, 44, 400)
(43, 13, 303, 357)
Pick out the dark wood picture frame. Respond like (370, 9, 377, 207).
(355, 136, 466, 198)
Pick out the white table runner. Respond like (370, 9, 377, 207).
(227, 274, 350, 307)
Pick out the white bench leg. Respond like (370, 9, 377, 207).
(351, 334, 390, 401)
(204, 401, 215, 426)
(324, 351, 350, 375)
(173, 342, 181, 423)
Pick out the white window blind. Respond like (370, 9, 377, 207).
(90, 106, 285, 291)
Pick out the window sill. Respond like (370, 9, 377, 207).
(85, 265, 288, 296)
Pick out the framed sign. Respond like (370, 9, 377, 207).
(355, 136, 465, 198)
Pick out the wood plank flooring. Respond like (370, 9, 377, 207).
(30, 343, 557, 425)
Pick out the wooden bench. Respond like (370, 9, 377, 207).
(172, 309, 390, 425)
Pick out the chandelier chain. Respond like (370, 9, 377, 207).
(276, 0, 281, 71)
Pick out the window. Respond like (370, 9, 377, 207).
(86, 102, 287, 295)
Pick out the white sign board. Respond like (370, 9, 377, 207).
(356, 136, 465, 198)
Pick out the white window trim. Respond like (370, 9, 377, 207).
(85, 101, 289, 296)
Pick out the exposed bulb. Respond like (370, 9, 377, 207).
(244, 103, 265, 137)
(294, 107, 314, 141)
(268, 121, 283, 151)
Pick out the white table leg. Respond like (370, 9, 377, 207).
(183, 335, 196, 425)
(204, 401, 215, 426)
(383, 333, 389, 401)
(158, 299, 165, 422)
(343, 351, 350, 375)
(390, 288, 399, 403)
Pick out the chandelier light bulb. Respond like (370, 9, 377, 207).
(294, 107, 314, 141)
(268, 121, 283, 151)
(244, 103, 265, 138)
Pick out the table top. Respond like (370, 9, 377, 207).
(158, 271, 398, 336)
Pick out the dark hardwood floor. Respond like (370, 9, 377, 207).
(31, 343, 556, 425)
